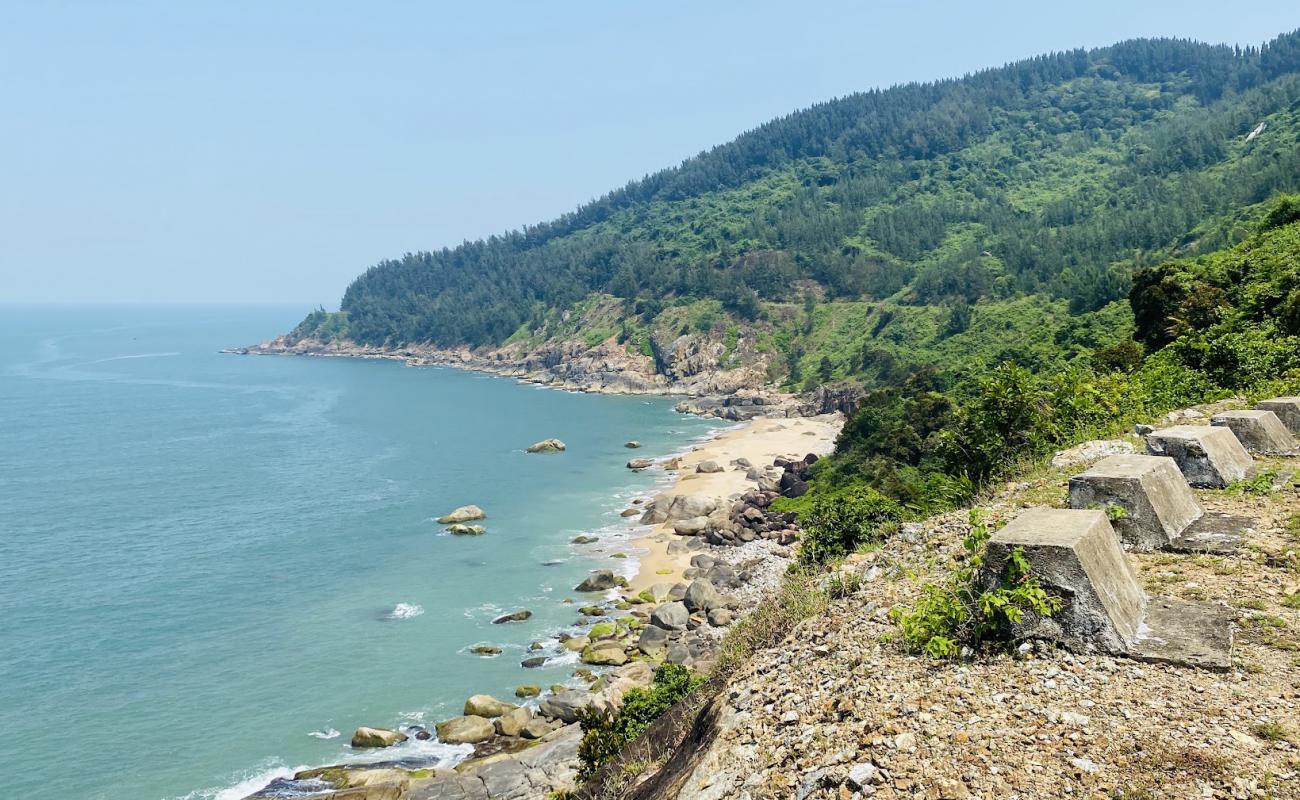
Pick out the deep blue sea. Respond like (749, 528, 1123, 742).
(0, 305, 723, 800)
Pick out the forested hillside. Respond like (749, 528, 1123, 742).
(301, 31, 1300, 371)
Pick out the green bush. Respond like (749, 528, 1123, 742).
(575, 663, 704, 781)
(890, 510, 1063, 658)
(796, 488, 904, 566)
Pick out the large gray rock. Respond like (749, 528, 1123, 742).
(1256, 397, 1300, 434)
(526, 438, 566, 453)
(574, 569, 616, 592)
(580, 641, 628, 666)
(437, 505, 486, 524)
(650, 601, 690, 631)
(637, 624, 669, 655)
(539, 690, 603, 723)
(639, 494, 720, 524)
(695, 460, 724, 473)
(493, 706, 533, 737)
(984, 508, 1231, 670)
(1211, 410, 1299, 455)
(1145, 425, 1254, 488)
(1068, 455, 1203, 551)
(672, 516, 712, 536)
(683, 580, 723, 612)
(435, 715, 495, 744)
(463, 694, 519, 718)
(351, 726, 408, 748)
(626, 457, 654, 471)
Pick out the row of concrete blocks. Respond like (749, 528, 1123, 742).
(980, 398, 1298, 671)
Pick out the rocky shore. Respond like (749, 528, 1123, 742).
(242, 412, 845, 800)
(225, 335, 863, 420)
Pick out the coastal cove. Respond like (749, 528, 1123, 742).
(0, 305, 731, 800)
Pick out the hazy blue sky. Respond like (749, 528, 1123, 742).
(2, 2, 1296, 304)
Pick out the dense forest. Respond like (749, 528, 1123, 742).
(302, 31, 1300, 358)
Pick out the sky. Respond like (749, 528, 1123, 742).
(1, 1, 1296, 305)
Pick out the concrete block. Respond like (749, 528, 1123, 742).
(1211, 410, 1299, 455)
(985, 508, 1233, 669)
(1144, 425, 1254, 488)
(1256, 397, 1300, 434)
(984, 508, 1145, 655)
(1068, 455, 1202, 551)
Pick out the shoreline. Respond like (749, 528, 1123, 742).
(623, 414, 843, 591)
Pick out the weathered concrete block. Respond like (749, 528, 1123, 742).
(1211, 409, 1299, 455)
(1144, 425, 1254, 488)
(985, 508, 1233, 669)
(984, 508, 1145, 655)
(1256, 397, 1300, 434)
(1068, 455, 1202, 551)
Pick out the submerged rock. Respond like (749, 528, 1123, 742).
(470, 644, 502, 656)
(526, 438, 567, 453)
(446, 523, 486, 535)
(350, 726, 408, 748)
(492, 609, 532, 624)
(437, 505, 486, 524)
(627, 457, 654, 471)
(625, 441, 642, 448)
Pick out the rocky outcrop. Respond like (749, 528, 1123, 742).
(350, 726, 408, 748)
(435, 715, 496, 744)
(437, 505, 485, 524)
(526, 438, 566, 453)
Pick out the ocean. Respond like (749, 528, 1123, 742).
(0, 305, 724, 800)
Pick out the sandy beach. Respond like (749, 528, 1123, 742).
(626, 413, 844, 591)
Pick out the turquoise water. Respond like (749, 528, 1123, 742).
(0, 305, 723, 800)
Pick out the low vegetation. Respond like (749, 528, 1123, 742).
(575, 664, 704, 781)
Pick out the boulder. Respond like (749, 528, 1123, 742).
(695, 460, 724, 474)
(463, 694, 519, 718)
(637, 624, 669, 655)
(620, 508, 640, 517)
(470, 645, 502, 656)
(351, 726, 408, 748)
(446, 523, 486, 536)
(1145, 425, 1254, 488)
(1068, 455, 1203, 551)
(651, 601, 690, 631)
(627, 458, 654, 471)
(708, 607, 734, 626)
(539, 690, 602, 723)
(526, 438, 566, 453)
(1050, 439, 1135, 469)
(625, 441, 642, 449)
(437, 505, 485, 524)
(571, 535, 599, 544)
(521, 656, 547, 668)
(520, 718, 557, 739)
(581, 641, 629, 666)
(673, 516, 712, 536)
(683, 580, 723, 613)
(1256, 397, 1300, 434)
(640, 494, 721, 524)
(575, 570, 616, 592)
(435, 715, 496, 744)
(492, 609, 532, 624)
(1211, 410, 1299, 455)
(494, 706, 533, 737)
(514, 684, 541, 698)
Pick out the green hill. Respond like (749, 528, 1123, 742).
(297, 30, 1300, 388)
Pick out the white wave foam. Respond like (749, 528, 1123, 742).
(90, 351, 181, 364)
(385, 602, 424, 620)
(307, 727, 340, 740)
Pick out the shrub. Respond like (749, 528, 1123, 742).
(575, 664, 704, 781)
(796, 488, 904, 566)
(890, 510, 1063, 658)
